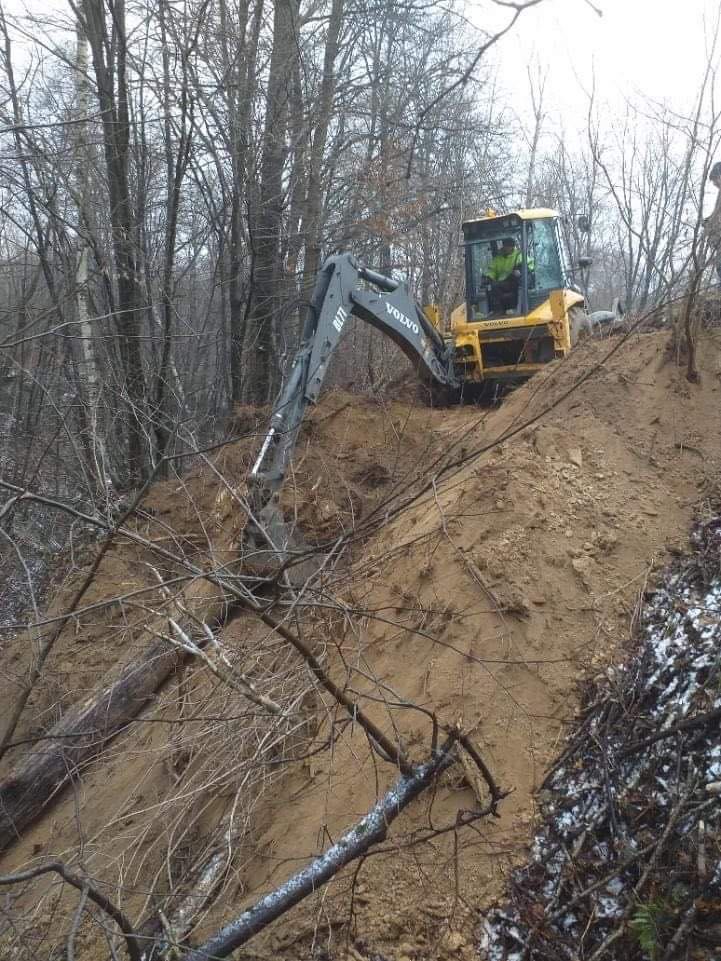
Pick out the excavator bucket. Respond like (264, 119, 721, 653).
(242, 495, 326, 587)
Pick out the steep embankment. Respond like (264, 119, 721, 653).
(210, 330, 720, 961)
(0, 328, 719, 960)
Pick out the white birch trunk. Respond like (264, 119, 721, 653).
(74, 24, 109, 487)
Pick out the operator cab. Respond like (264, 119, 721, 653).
(463, 209, 567, 321)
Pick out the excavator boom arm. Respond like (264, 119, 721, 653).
(246, 253, 456, 559)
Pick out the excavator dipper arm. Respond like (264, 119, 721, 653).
(246, 253, 457, 560)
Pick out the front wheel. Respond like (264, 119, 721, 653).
(569, 305, 593, 346)
(462, 379, 498, 404)
(417, 380, 462, 408)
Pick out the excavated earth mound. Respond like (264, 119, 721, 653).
(0, 327, 720, 960)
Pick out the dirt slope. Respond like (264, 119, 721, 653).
(211, 329, 721, 960)
(1, 328, 720, 960)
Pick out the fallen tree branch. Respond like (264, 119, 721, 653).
(661, 900, 700, 961)
(0, 860, 142, 961)
(179, 740, 458, 961)
(619, 703, 721, 757)
(66, 883, 89, 961)
(453, 727, 503, 808)
(140, 721, 502, 956)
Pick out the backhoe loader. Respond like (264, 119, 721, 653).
(442, 207, 592, 400)
(246, 207, 592, 563)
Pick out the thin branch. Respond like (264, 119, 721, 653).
(0, 861, 142, 961)
(406, 0, 545, 177)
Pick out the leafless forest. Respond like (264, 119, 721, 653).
(0, 0, 717, 498)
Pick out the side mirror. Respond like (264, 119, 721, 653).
(577, 256, 592, 269)
(577, 215, 591, 234)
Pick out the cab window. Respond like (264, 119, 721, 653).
(465, 229, 523, 320)
(527, 220, 563, 292)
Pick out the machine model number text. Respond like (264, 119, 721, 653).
(332, 306, 349, 333)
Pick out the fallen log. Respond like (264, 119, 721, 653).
(0, 565, 418, 852)
(0, 550, 230, 852)
(0, 633, 186, 852)
(139, 725, 502, 957)
(178, 742, 458, 961)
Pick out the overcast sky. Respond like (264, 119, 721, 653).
(477, 0, 721, 216)
(489, 0, 720, 122)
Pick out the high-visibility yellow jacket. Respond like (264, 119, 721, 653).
(487, 249, 522, 281)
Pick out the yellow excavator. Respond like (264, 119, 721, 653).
(246, 207, 592, 561)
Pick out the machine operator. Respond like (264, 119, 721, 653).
(483, 237, 523, 314)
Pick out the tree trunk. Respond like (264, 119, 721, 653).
(0, 635, 185, 853)
(154, 0, 196, 469)
(225, 0, 265, 401)
(82, 0, 149, 484)
(301, 0, 344, 288)
(242, 0, 300, 404)
(524, 66, 546, 208)
(0, 576, 224, 853)
(183, 746, 457, 960)
(73, 23, 108, 491)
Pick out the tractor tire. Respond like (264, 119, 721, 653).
(569, 306, 593, 347)
(463, 380, 497, 405)
(417, 380, 462, 408)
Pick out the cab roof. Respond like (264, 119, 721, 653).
(462, 207, 559, 227)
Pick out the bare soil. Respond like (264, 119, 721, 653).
(1, 328, 720, 960)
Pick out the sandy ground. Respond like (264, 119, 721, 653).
(0, 327, 720, 960)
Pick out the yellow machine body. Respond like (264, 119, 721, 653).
(449, 288, 585, 381)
